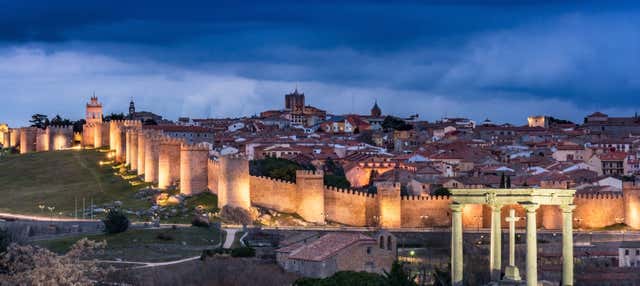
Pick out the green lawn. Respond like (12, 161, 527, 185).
(0, 149, 150, 217)
(34, 227, 221, 262)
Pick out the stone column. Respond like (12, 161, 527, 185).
(450, 203, 464, 286)
(489, 203, 502, 281)
(504, 208, 521, 281)
(523, 203, 539, 286)
(561, 204, 576, 286)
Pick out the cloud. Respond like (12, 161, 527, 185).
(1, 2, 640, 126)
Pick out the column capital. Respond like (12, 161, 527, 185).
(450, 203, 464, 212)
(489, 203, 503, 211)
(560, 204, 576, 213)
(521, 202, 539, 213)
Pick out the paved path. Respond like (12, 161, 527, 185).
(97, 256, 201, 269)
(223, 229, 238, 248)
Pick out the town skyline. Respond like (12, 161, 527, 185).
(1, 1, 639, 126)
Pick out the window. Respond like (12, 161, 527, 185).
(387, 236, 392, 250)
(379, 236, 384, 249)
(626, 249, 630, 255)
(636, 250, 639, 255)
(366, 247, 372, 255)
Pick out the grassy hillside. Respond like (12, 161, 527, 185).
(35, 227, 221, 262)
(0, 149, 149, 217)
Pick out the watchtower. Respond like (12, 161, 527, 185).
(295, 170, 325, 224)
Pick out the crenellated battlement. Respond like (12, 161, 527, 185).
(181, 142, 210, 151)
(296, 170, 324, 177)
(159, 136, 184, 145)
(251, 175, 296, 185)
(575, 192, 624, 200)
(223, 153, 248, 160)
(325, 186, 376, 198)
(401, 195, 451, 201)
(110, 119, 142, 127)
(47, 125, 73, 131)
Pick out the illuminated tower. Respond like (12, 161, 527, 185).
(86, 94, 103, 124)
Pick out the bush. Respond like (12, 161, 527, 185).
(102, 209, 130, 234)
(191, 215, 211, 228)
(230, 247, 255, 257)
(294, 271, 385, 286)
(156, 232, 174, 241)
(0, 228, 9, 253)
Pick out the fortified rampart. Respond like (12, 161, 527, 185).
(249, 175, 298, 213)
(144, 131, 161, 183)
(19, 127, 37, 154)
(179, 143, 210, 196)
(217, 154, 251, 210)
(158, 137, 183, 189)
(573, 192, 625, 229)
(17, 115, 640, 230)
(137, 129, 147, 176)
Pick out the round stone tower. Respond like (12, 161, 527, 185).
(144, 132, 160, 183)
(623, 181, 640, 229)
(296, 170, 326, 224)
(19, 127, 37, 154)
(218, 154, 251, 211)
(109, 120, 126, 162)
(128, 130, 138, 170)
(180, 143, 210, 196)
(137, 130, 146, 176)
(376, 181, 402, 228)
(158, 137, 183, 189)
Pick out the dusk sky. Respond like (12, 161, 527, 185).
(1, 0, 639, 127)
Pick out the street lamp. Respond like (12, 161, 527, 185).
(38, 203, 45, 214)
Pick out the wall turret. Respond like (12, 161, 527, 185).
(623, 181, 640, 229)
(128, 130, 139, 170)
(376, 182, 402, 228)
(144, 131, 161, 183)
(137, 130, 147, 176)
(19, 127, 37, 154)
(218, 154, 251, 210)
(296, 170, 326, 224)
(180, 143, 210, 195)
(158, 136, 184, 189)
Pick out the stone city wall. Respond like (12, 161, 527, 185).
(158, 136, 183, 189)
(249, 175, 298, 213)
(180, 142, 209, 196)
(574, 192, 625, 229)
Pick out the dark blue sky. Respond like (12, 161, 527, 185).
(1, 1, 639, 126)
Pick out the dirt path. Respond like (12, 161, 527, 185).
(223, 229, 238, 248)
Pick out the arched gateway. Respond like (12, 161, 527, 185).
(449, 188, 576, 286)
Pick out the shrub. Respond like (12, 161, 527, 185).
(0, 228, 9, 253)
(191, 215, 211, 228)
(156, 232, 174, 241)
(294, 271, 385, 286)
(102, 209, 130, 234)
(230, 247, 255, 257)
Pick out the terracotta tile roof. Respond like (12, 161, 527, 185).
(598, 152, 627, 161)
(286, 232, 375, 262)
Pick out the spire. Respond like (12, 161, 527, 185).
(371, 100, 382, 117)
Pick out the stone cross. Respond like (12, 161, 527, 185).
(504, 208, 521, 281)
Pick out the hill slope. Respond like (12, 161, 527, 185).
(0, 149, 149, 217)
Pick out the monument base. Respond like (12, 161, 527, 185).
(504, 265, 521, 281)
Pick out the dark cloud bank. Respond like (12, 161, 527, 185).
(0, 0, 639, 126)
